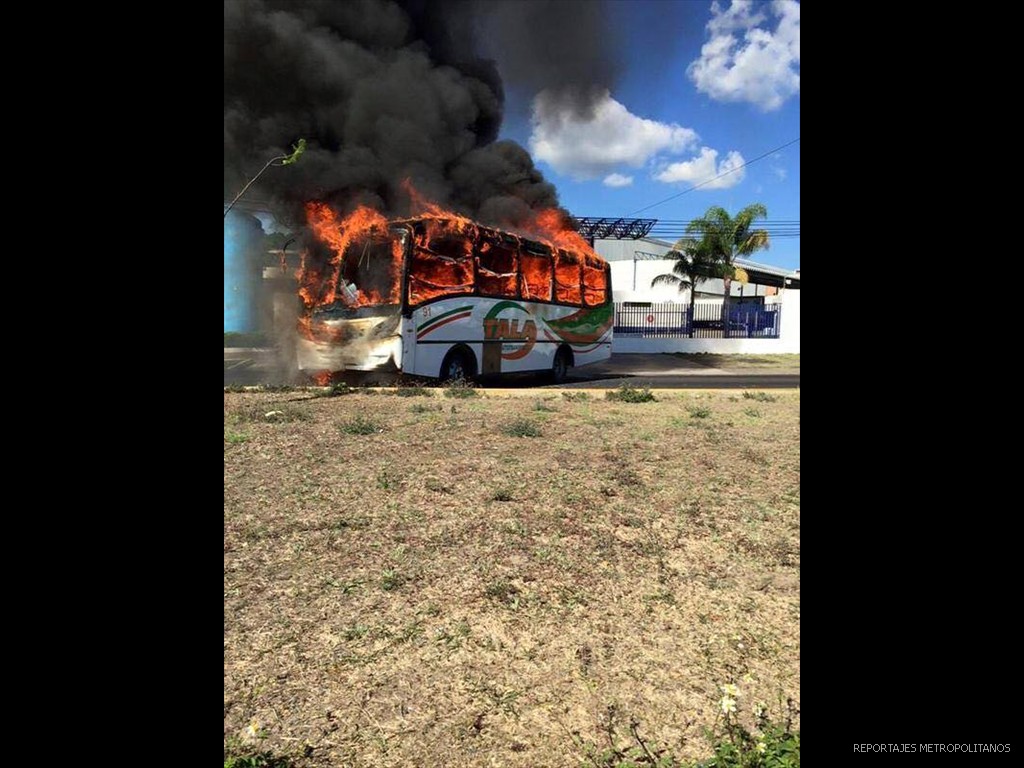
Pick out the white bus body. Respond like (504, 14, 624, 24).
(296, 218, 613, 381)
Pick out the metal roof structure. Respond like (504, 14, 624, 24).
(612, 236, 800, 288)
(571, 217, 658, 240)
(735, 259, 800, 289)
(734, 257, 798, 279)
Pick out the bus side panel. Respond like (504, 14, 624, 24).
(486, 332, 556, 374)
(406, 297, 482, 378)
(475, 300, 612, 374)
(569, 340, 613, 367)
(403, 297, 613, 377)
(535, 301, 614, 371)
(476, 300, 554, 375)
(399, 314, 415, 373)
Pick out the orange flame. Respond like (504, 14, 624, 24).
(401, 178, 447, 218)
(400, 178, 595, 257)
(400, 178, 480, 236)
(522, 208, 596, 256)
(311, 371, 333, 386)
(297, 183, 608, 333)
(301, 202, 391, 309)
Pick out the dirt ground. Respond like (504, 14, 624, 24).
(224, 388, 800, 766)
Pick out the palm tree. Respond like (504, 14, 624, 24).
(651, 237, 717, 337)
(684, 204, 770, 337)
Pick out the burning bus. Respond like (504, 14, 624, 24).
(296, 204, 613, 383)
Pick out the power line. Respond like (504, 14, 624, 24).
(650, 234, 798, 238)
(651, 219, 800, 223)
(648, 228, 799, 232)
(648, 225, 799, 230)
(647, 226, 799, 233)
(625, 137, 801, 216)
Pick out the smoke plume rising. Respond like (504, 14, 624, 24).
(224, 0, 621, 230)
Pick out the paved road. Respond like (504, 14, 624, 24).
(225, 348, 799, 389)
(553, 353, 799, 389)
(224, 348, 277, 387)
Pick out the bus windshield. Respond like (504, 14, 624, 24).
(333, 227, 407, 309)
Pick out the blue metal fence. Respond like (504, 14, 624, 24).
(614, 301, 781, 338)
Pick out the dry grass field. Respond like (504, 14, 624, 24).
(224, 386, 800, 767)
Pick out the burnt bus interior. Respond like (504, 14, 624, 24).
(401, 219, 610, 312)
(322, 218, 611, 318)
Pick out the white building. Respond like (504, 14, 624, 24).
(593, 236, 800, 304)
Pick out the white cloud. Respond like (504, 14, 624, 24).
(529, 90, 698, 179)
(603, 173, 634, 188)
(707, 0, 766, 34)
(655, 147, 746, 189)
(688, 0, 800, 111)
(772, 165, 786, 180)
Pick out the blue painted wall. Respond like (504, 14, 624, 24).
(224, 212, 265, 332)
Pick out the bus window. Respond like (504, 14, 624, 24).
(553, 249, 582, 306)
(422, 229, 474, 261)
(582, 254, 608, 306)
(519, 241, 553, 302)
(475, 233, 519, 299)
(407, 245, 474, 307)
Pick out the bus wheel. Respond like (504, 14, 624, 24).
(551, 347, 572, 384)
(440, 347, 475, 383)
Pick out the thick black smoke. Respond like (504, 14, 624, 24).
(223, 0, 620, 231)
(462, 0, 622, 120)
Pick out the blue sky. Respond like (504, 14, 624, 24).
(499, 0, 800, 271)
